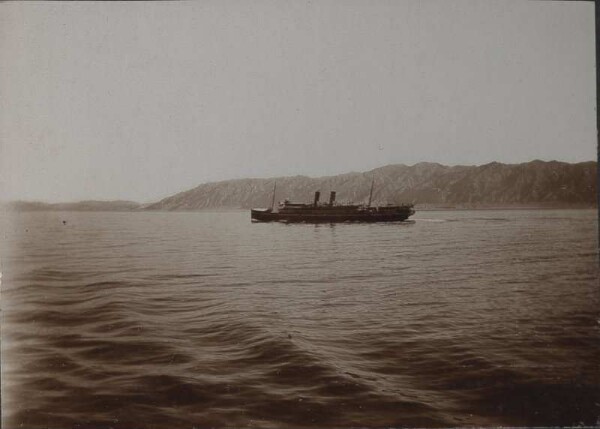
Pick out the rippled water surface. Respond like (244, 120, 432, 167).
(2, 210, 599, 428)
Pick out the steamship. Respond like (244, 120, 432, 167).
(251, 182, 415, 223)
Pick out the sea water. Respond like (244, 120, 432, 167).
(1, 209, 598, 427)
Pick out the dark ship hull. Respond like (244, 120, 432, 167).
(251, 190, 415, 223)
(251, 208, 414, 223)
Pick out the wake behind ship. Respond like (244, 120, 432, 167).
(251, 189, 415, 223)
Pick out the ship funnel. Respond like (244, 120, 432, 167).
(329, 191, 336, 206)
(313, 191, 321, 207)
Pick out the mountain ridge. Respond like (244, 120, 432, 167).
(146, 160, 597, 210)
(6, 160, 597, 211)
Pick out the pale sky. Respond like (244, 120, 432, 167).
(0, 1, 596, 203)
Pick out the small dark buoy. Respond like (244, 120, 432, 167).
(62, 220, 67, 225)
(287, 334, 292, 339)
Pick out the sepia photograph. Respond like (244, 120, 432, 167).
(0, 0, 598, 428)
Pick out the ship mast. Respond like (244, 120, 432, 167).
(270, 182, 277, 210)
(367, 176, 375, 207)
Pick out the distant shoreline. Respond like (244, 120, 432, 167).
(417, 206, 597, 211)
(4, 206, 597, 213)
